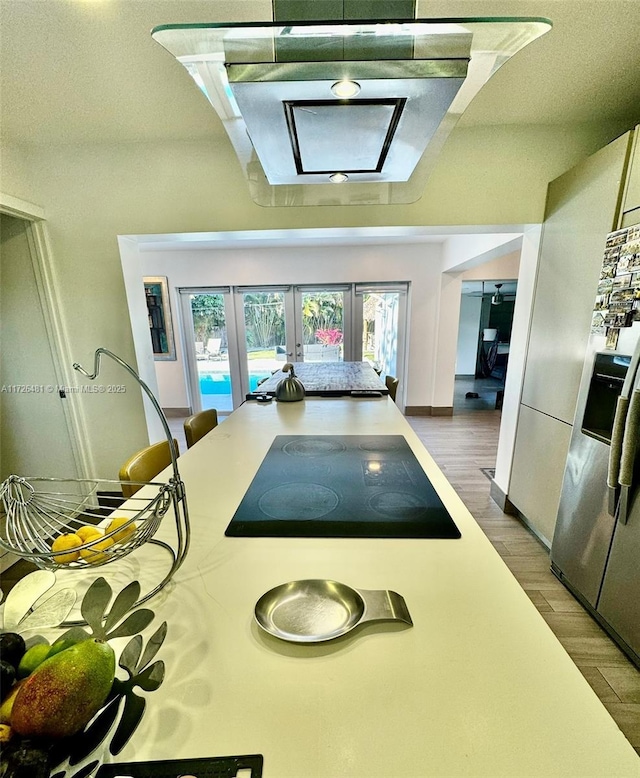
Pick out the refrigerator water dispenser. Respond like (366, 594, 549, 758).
(581, 352, 631, 443)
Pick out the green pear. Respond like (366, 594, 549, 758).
(17, 643, 51, 678)
(11, 638, 115, 738)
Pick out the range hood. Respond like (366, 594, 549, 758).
(152, 18, 551, 206)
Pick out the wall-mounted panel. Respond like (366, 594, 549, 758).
(521, 132, 632, 424)
(509, 404, 572, 545)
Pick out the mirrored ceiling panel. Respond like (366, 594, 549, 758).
(289, 100, 399, 175)
(152, 18, 551, 207)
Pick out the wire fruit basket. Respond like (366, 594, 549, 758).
(0, 348, 190, 618)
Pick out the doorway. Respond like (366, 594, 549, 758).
(0, 208, 89, 571)
(179, 288, 239, 413)
(455, 280, 517, 413)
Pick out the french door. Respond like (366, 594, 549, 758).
(234, 288, 292, 396)
(293, 286, 352, 362)
(354, 284, 407, 380)
(181, 283, 407, 412)
(179, 288, 241, 413)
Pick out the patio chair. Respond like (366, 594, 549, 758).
(195, 341, 207, 360)
(206, 338, 222, 360)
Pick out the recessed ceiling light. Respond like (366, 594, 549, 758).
(329, 173, 348, 183)
(331, 80, 361, 98)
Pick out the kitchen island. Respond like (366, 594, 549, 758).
(51, 398, 640, 775)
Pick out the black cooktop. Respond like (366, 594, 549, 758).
(225, 435, 461, 539)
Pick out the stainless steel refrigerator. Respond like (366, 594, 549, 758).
(551, 224, 640, 667)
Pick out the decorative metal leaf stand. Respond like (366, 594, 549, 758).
(0, 577, 168, 778)
(0, 348, 190, 626)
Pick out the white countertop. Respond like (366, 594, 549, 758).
(33, 399, 640, 776)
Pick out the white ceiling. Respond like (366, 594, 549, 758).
(1, 1, 639, 149)
(461, 280, 518, 296)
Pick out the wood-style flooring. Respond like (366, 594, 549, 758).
(406, 407, 640, 757)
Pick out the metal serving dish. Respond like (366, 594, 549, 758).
(254, 579, 413, 643)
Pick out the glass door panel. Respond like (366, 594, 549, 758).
(240, 290, 287, 390)
(295, 288, 347, 362)
(362, 291, 400, 376)
(357, 284, 408, 399)
(187, 292, 234, 412)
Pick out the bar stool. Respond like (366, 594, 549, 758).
(385, 375, 399, 403)
(119, 439, 179, 498)
(183, 408, 219, 449)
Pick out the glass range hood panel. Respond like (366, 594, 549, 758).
(152, 18, 551, 207)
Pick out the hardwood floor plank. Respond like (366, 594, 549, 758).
(540, 589, 590, 613)
(599, 666, 640, 703)
(501, 555, 556, 573)
(541, 611, 609, 638)
(507, 570, 570, 591)
(578, 666, 621, 703)
(526, 590, 554, 612)
(602, 703, 640, 746)
(489, 540, 510, 556)
(501, 538, 550, 556)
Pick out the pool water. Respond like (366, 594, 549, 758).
(199, 373, 268, 395)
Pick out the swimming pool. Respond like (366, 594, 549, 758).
(199, 373, 269, 395)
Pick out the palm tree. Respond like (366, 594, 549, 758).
(301, 292, 343, 343)
(244, 293, 285, 349)
(191, 294, 226, 344)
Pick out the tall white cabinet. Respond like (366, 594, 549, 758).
(507, 129, 636, 544)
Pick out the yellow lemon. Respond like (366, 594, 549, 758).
(80, 536, 115, 564)
(51, 533, 82, 564)
(76, 525, 103, 542)
(106, 516, 136, 544)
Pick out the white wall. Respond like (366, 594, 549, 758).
(460, 251, 521, 282)
(494, 226, 543, 496)
(456, 296, 482, 374)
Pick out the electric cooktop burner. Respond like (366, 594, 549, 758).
(225, 435, 461, 539)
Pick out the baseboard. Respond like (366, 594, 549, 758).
(431, 406, 453, 417)
(163, 407, 191, 418)
(515, 512, 552, 550)
(404, 406, 453, 417)
(490, 480, 518, 514)
(489, 482, 551, 550)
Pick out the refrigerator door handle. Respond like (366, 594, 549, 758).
(617, 386, 640, 524)
(607, 335, 640, 516)
(608, 394, 629, 515)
